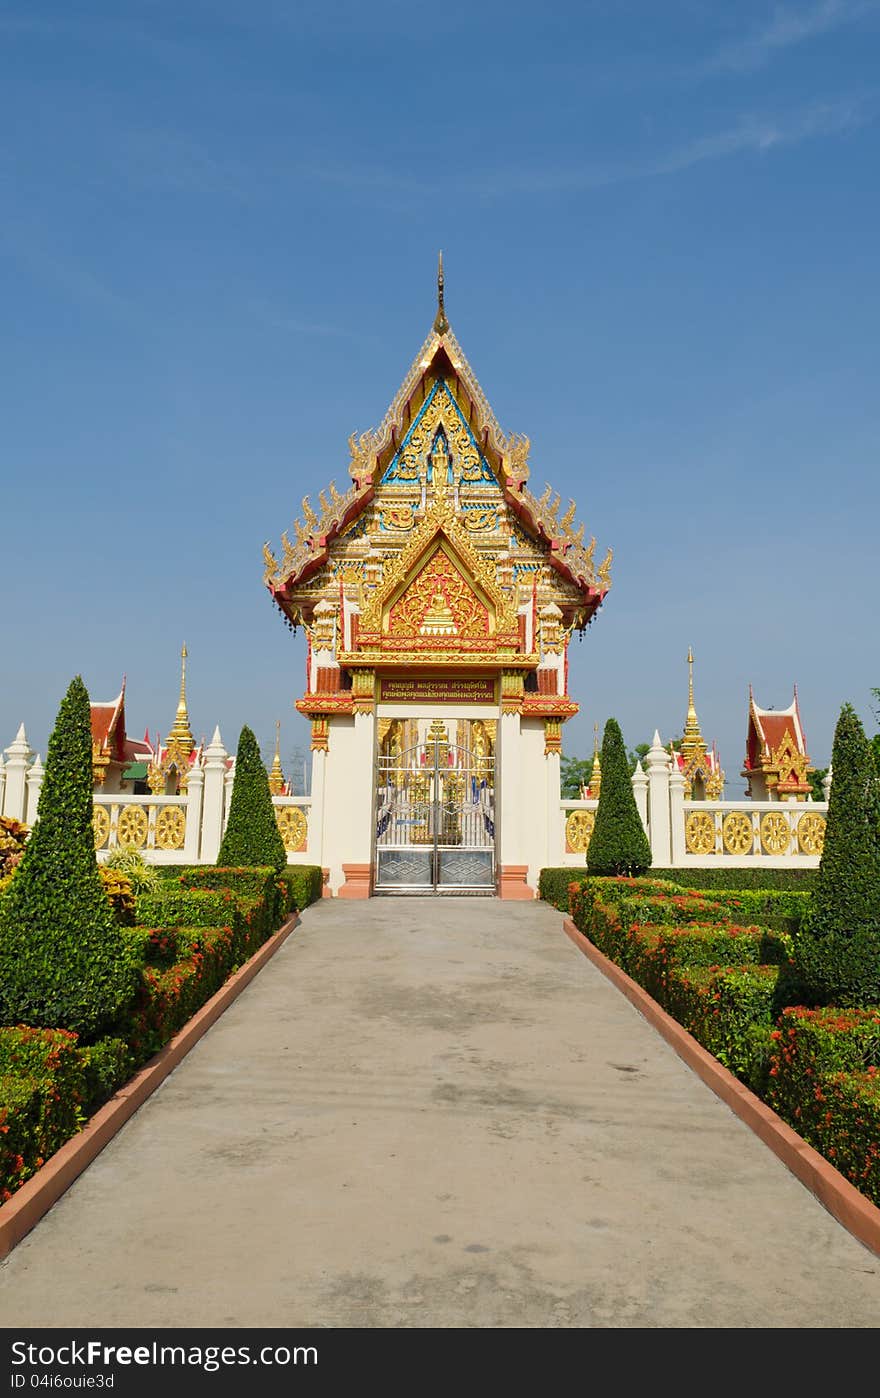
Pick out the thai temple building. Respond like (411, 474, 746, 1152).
(1, 263, 830, 880)
(672, 648, 724, 800)
(742, 687, 812, 801)
(89, 680, 154, 795)
(263, 256, 612, 898)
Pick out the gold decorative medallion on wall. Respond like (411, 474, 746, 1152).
(684, 810, 715, 855)
(92, 806, 110, 850)
(276, 806, 308, 853)
(796, 812, 826, 855)
(117, 805, 149, 849)
(760, 811, 791, 855)
(565, 809, 595, 854)
(155, 806, 186, 851)
(722, 811, 754, 855)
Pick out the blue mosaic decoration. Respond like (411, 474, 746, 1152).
(380, 379, 496, 486)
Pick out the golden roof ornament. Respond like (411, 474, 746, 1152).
(680, 646, 706, 761)
(433, 250, 449, 335)
(166, 644, 195, 758)
(268, 719, 285, 795)
(590, 722, 602, 798)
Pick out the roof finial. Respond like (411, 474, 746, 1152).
(589, 722, 602, 798)
(268, 718, 285, 795)
(433, 250, 449, 334)
(681, 645, 705, 759)
(166, 642, 195, 757)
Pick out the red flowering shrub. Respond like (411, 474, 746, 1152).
(767, 1007, 880, 1204)
(664, 965, 782, 1089)
(0, 1027, 86, 1199)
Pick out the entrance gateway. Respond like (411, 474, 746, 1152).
(263, 256, 612, 898)
(374, 719, 495, 894)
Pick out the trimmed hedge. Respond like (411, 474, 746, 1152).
(649, 867, 818, 892)
(0, 1027, 85, 1200)
(0, 678, 140, 1039)
(539, 866, 816, 913)
(665, 964, 781, 1091)
(218, 726, 286, 872)
(626, 923, 790, 1003)
(586, 718, 651, 876)
(1, 861, 298, 1206)
(767, 1007, 880, 1204)
(135, 887, 242, 930)
(278, 864, 323, 912)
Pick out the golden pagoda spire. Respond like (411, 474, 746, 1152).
(433, 250, 449, 335)
(589, 721, 602, 798)
(268, 719, 285, 795)
(680, 646, 706, 760)
(166, 643, 195, 757)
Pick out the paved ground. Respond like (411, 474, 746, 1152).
(2, 897, 880, 1328)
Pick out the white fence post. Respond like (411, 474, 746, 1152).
(183, 761, 204, 863)
(822, 765, 833, 802)
(645, 731, 672, 868)
(631, 759, 649, 832)
(0, 754, 6, 819)
(3, 724, 33, 823)
(25, 755, 44, 826)
(200, 727, 228, 863)
(669, 763, 686, 865)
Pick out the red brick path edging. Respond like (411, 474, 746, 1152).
(0, 912, 300, 1261)
(563, 916, 880, 1258)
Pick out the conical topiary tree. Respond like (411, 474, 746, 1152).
(794, 703, 880, 1006)
(217, 725, 287, 872)
(0, 677, 139, 1038)
(586, 718, 652, 876)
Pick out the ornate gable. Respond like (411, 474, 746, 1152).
(265, 261, 612, 667)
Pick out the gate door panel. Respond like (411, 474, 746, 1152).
(374, 729, 495, 894)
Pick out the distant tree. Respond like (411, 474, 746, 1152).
(0, 677, 138, 1038)
(794, 704, 880, 1006)
(627, 742, 651, 776)
(809, 768, 828, 803)
(218, 726, 287, 872)
(560, 755, 592, 799)
(587, 718, 652, 877)
(871, 689, 880, 780)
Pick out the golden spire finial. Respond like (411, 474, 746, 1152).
(166, 643, 195, 757)
(590, 721, 602, 798)
(433, 250, 449, 334)
(681, 646, 705, 760)
(268, 719, 285, 795)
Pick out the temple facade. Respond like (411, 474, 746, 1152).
(263, 260, 611, 897)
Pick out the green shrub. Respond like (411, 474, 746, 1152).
(0, 678, 140, 1040)
(0, 1077, 42, 1202)
(99, 867, 136, 925)
(0, 1027, 86, 1183)
(627, 922, 790, 1002)
(648, 867, 818, 892)
(103, 846, 159, 896)
(795, 704, 880, 1005)
(278, 864, 323, 912)
(135, 887, 239, 930)
(665, 964, 782, 1089)
(217, 726, 286, 873)
(78, 1036, 135, 1113)
(0, 817, 29, 882)
(127, 925, 237, 1063)
(767, 1007, 880, 1203)
(586, 719, 652, 877)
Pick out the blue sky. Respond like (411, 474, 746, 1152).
(2, 0, 878, 787)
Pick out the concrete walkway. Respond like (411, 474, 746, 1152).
(2, 898, 879, 1328)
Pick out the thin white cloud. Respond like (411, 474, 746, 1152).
(712, 0, 880, 73)
(468, 95, 873, 197)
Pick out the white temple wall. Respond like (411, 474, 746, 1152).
(322, 712, 375, 895)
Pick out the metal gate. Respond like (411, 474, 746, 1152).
(374, 730, 496, 894)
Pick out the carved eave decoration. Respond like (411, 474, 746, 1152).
(340, 487, 534, 671)
(263, 320, 611, 632)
